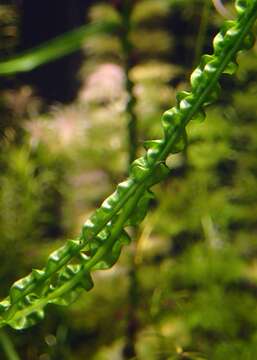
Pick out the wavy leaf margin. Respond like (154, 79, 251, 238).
(0, 0, 256, 330)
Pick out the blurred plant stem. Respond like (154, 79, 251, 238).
(0, 330, 20, 360)
(212, 0, 233, 19)
(193, 0, 211, 69)
(120, 1, 139, 358)
(0, 22, 117, 76)
(122, 0, 138, 166)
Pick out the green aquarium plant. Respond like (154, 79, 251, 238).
(0, 22, 117, 76)
(0, 0, 256, 331)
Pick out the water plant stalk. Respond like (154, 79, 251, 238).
(0, 0, 256, 331)
(120, 1, 139, 357)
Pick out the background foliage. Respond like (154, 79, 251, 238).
(0, 1, 257, 359)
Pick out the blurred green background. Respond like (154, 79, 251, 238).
(0, 1, 257, 359)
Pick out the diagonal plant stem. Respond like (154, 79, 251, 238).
(0, 0, 256, 330)
(0, 22, 118, 76)
(2, 185, 146, 328)
(212, 0, 233, 18)
(0, 330, 20, 360)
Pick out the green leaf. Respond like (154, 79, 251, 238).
(92, 230, 131, 270)
(0, 22, 117, 76)
(127, 190, 155, 226)
(1, 0, 257, 330)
